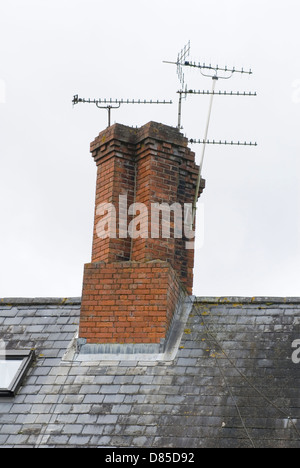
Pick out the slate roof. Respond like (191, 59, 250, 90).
(0, 297, 300, 448)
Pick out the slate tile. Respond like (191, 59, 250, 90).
(99, 385, 121, 394)
(103, 394, 126, 404)
(63, 424, 83, 435)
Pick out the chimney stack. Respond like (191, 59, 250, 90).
(79, 122, 205, 351)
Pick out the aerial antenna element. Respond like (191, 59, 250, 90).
(72, 95, 172, 128)
(164, 42, 257, 227)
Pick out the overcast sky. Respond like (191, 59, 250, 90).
(0, 0, 300, 298)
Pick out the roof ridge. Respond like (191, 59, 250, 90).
(0, 297, 81, 306)
(195, 296, 300, 304)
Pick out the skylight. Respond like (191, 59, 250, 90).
(0, 360, 23, 388)
(0, 350, 35, 397)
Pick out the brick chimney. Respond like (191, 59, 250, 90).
(79, 122, 205, 350)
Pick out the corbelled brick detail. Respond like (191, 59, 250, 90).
(80, 121, 205, 346)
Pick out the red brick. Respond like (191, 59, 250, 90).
(80, 122, 205, 345)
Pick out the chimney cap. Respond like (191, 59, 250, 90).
(90, 121, 188, 153)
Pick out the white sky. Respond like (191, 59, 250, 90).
(0, 0, 300, 298)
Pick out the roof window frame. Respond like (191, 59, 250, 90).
(0, 350, 35, 397)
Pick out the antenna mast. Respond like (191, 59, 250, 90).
(72, 95, 172, 128)
(175, 41, 190, 129)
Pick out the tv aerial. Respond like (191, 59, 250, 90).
(72, 95, 172, 128)
(164, 41, 257, 226)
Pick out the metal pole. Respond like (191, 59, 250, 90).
(177, 92, 183, 129)
(107, 107, 111, 127)
(192, 76, 218, 227)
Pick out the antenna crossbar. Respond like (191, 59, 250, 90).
(189, 139, 257, 146)
(72, 95, 172, 127)
(73, 96, 172, 106)
(178, 90, 257, 97)
(183, 61, 253, 75)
